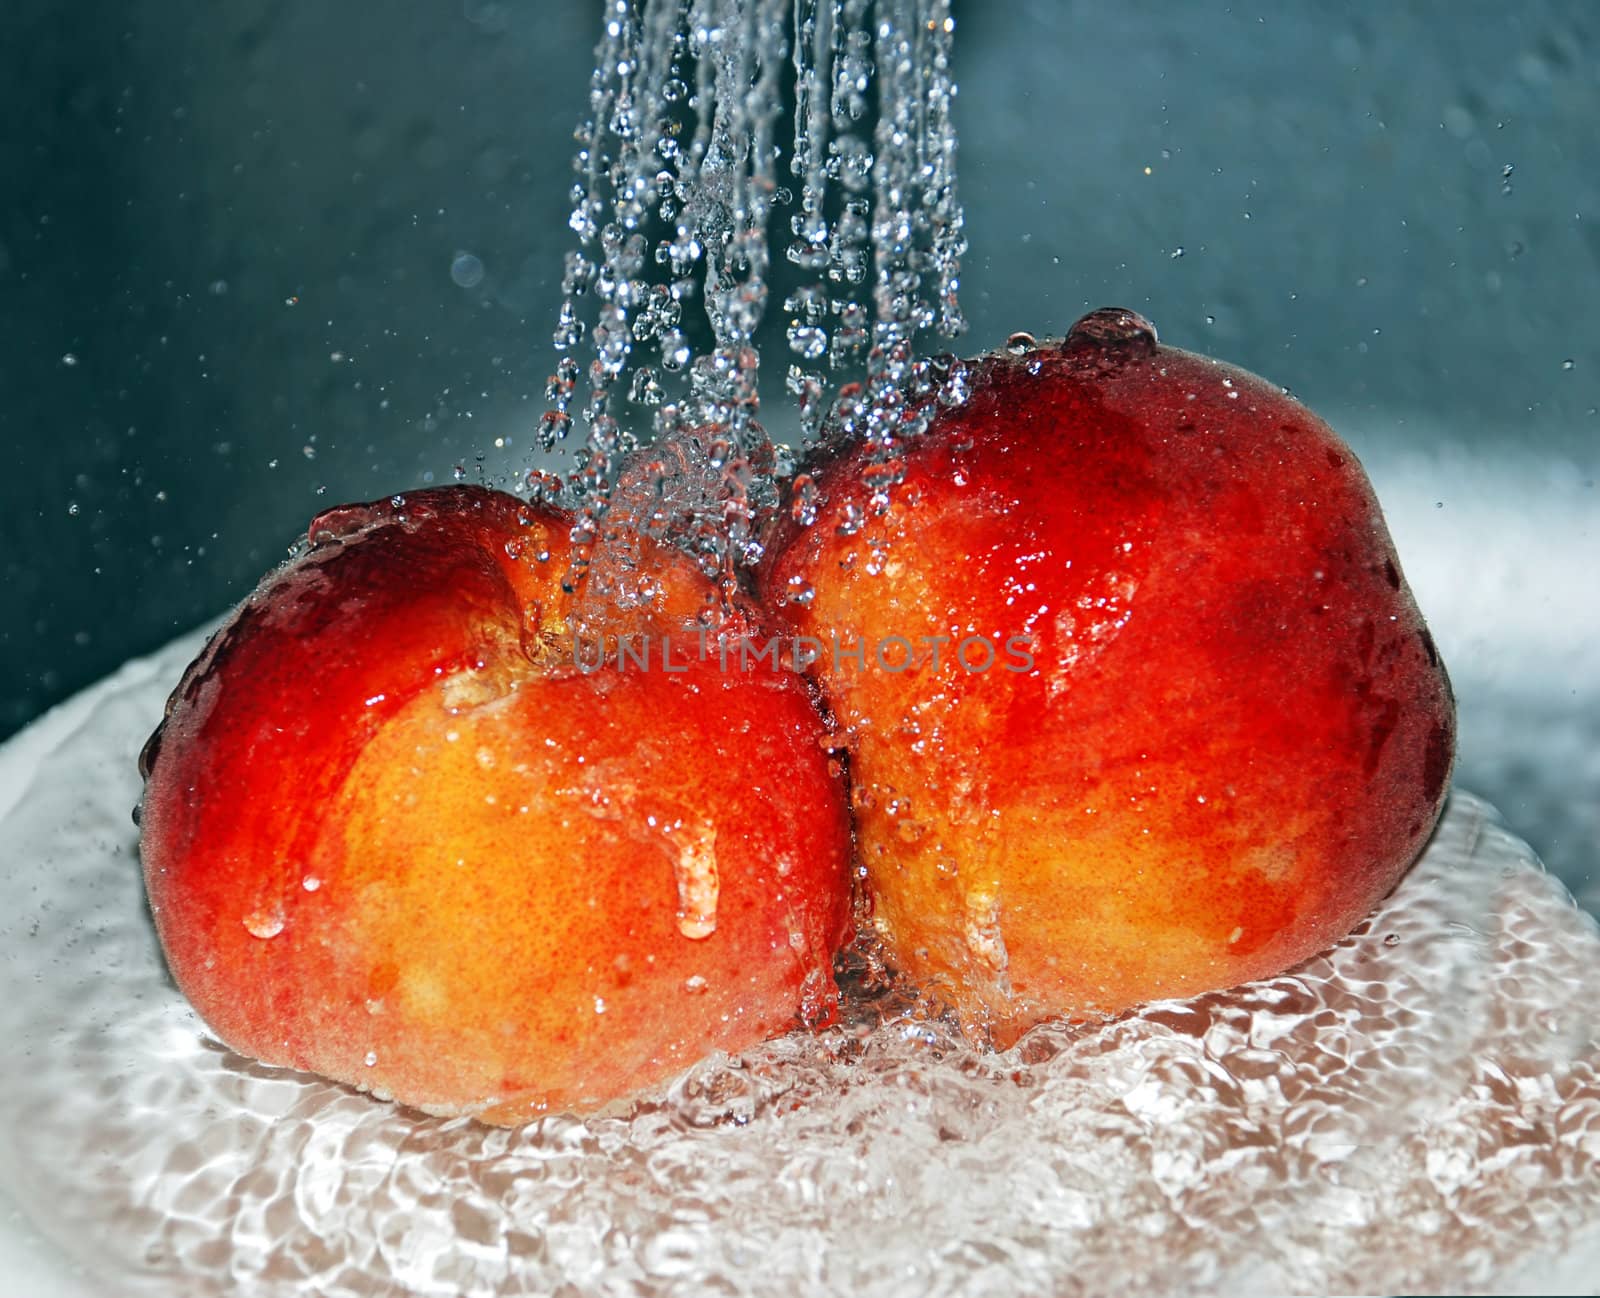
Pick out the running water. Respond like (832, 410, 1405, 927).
(540, 0, 966, 597)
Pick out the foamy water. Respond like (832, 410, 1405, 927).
(1, 627, 1597, 1296)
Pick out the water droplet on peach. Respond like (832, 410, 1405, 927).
(1064, 306, 1159, 353)
(963, 889, 1008, 972)
(896, 819, 928, 844)
(673, 822, 720, 940)
(243, 907, 285, 939)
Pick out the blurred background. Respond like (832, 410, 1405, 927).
(2, 0, 1594, 904)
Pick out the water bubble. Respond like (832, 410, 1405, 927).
(363, 1050, 378, 1067)
(302, 876, 321, 893)
(1005, 332, 1036, 355)
(1064, 307, 1160, 354)
(450, 252, 486, 288)
(683, 974, 709, 995)
(243, 907, 285, 940)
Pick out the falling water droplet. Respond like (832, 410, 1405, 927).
(790, 473, 819, 527)
(539, 0, 967, 574)
(524, 469, 564, 504)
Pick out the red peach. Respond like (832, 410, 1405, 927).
(139, 485, 851, 1121)
(760, 310, 1455, 1043)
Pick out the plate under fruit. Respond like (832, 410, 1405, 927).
(1, 628, 1597, 1298)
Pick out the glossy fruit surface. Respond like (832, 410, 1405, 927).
(139, 486, 852, 1121)
(761, 309, 1455, 1042)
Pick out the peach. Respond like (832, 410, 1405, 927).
(138, 485, 851, 1121)
(760, 309, 1455, 1043)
